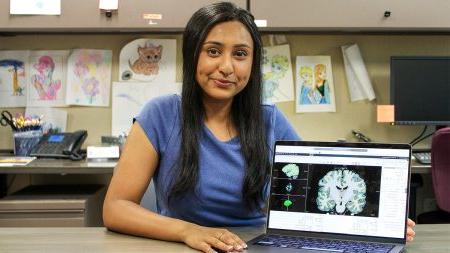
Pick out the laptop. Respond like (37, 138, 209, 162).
(247, 141, 411, 253)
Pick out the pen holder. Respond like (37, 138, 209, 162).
(13, 130, 43, 156)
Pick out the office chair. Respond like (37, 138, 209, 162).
(417, 127, 450, 224)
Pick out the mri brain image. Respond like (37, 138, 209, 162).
(285, 182, 293, 193)
(282, 164, 300, 179)
(316, 168, 366, 215)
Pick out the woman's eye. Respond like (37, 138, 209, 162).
(234, 50, 248, 58)
(207, 48, 220, 56)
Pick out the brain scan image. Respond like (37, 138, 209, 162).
(285, 182, 293, 193)
(283, 199, 293, 210)
(282, 164, 300, 179)
(316, 168, 366, 215)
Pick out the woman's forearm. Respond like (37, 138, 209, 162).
(103, 199, 196, 242)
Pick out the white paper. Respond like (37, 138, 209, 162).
(119, 39, 176, 83)
(341, 44, 376, 102)
(66, 49, 112, 107)
(99, 0, 118, 10)
(10, 0, 61, 15)
(262, 44, 295, 103)
(27, 50, 69, 107)
(0, 50, 29, 107)
(296, 56, 336, 113)
(25, 107, 67, 133)
(112, 82, 181, 136)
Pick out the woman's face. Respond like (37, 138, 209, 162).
(318, 68, 327, 81)
(196, 21, 254, 102)
(301, 72, 311, 81)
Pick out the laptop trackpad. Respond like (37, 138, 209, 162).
(248, 244, 339, 253)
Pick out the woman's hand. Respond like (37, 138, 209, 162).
(181, 225, 247, 253)
(406, 218, 416, 242)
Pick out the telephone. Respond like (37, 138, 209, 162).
(30, 130, 88, 161)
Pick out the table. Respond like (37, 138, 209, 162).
(0, 225, 448, 253)
(0, 159, 429, 174)
(0, 158, 116, 174)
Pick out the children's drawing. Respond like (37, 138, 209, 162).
(1, 60, 24, 96)
(129, 43, 162, 75)
(296, 56, 336, 113)
(119, 39, 176, 82)
(28, 50, 68, 107)
(262, 44, 294, 103)
(112, 82, 181, 136)
(0, 51, 29, 107)
(66, 49, 112, 106)
(31, 56, 62, 100)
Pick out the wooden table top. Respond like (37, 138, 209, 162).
(0, 159, 430, 175)
(0, 224, 448, 253)
(0, 158, 116, 174)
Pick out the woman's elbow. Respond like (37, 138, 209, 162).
(102, 198, 116, 229)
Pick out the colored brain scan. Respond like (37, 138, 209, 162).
(283, 199, 293, 209)
(285, 182, 293, 193)
(282, 164, 299, 179)
(316, 168, 366, 215)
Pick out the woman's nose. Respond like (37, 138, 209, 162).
(218, 55, 233, 76)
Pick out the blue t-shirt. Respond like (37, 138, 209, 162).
(135, 94, 299, 226)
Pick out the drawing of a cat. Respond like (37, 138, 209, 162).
(129, 43, 162, 75)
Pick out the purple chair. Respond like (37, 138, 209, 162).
(417, 127, 450, 224)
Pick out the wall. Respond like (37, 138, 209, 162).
(1, 34, 449, 149)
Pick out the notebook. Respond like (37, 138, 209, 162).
(247, 141, 411, 253)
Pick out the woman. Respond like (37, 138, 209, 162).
(103, 3, 415, 253)
(31, 55, 62, 100)
(312, 63, 330, 104)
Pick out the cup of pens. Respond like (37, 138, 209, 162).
(13, 129, 43, 156)
(1, 111, 44, 156)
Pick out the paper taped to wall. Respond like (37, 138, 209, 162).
(111, 81, 181, 136)
(341, 44, 376, 102)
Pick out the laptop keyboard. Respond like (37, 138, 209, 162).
(254, 234, 394, 253)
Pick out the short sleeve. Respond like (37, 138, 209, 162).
(273, 106, 301, 141)
(133, 94, 180, 154)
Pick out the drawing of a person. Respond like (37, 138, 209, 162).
(300, 64, 330, 104)
(298, 66, 313, 105)
(263, 55, 289, 101)
(31, 56, 62, 100)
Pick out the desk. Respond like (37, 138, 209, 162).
(0, 159, 115, 225)
(411, 160, 431, 174)
(0, 225, 448, 253)
(0, 159, 429, 174)
(0, 158, 116, 174)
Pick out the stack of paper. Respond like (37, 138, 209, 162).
(0, 156, 36, 166)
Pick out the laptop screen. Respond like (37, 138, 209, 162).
(268, 141, 411, 239)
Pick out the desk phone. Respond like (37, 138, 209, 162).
(30, 130, 87, 160)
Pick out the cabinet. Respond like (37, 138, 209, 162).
(250, 0, 450, 31)
(0, 0, 247, 32)
(0, 184, 105, 227)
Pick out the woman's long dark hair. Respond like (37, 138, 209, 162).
(169, 2, 270, 212)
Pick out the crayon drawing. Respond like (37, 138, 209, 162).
(66, 49, 112, 106)
(119, 39, 176, 82)
(28, 50, 69, 107)
(296, 56, 336, 113)
(262, 44, 294, 103)
(112, 81, 181, 136)
(0, 51, 29, 107)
